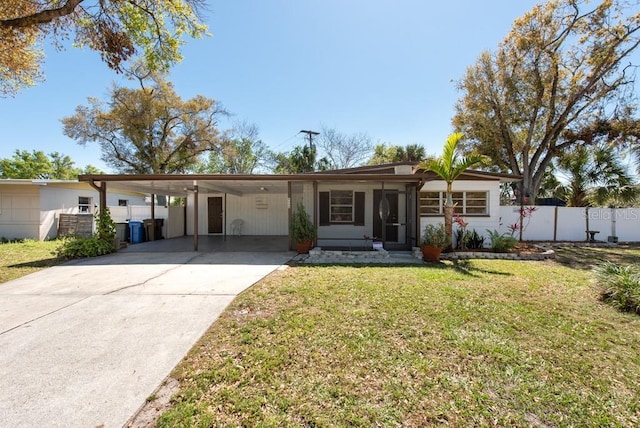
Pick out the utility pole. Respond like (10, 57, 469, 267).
(299, 130, 319, 150)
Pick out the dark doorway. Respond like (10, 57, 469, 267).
(207, 197, 223, 234)
(373, 190, 399, 242)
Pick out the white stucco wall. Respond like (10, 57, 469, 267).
(316, 182, 409, 248)
(39, 183, 146, 240)
(0, 184, 41, 240)
(419, 180, 502, 246)
(186, 191, 289, 236)
(0, 181, 146, 241)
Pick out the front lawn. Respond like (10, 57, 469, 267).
(157, 248, 640, 427)
(0, 240, 62, 284)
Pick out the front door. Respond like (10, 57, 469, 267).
(373, 190, 399, 242)
(207, 197, 223, 234)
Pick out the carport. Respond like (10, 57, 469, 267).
(78, 171, 425, 252)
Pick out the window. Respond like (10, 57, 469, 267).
(330, 190, 353, 223)
(319, 191, 365, 226)
(420, 191, 488, 215)
(118, 199, 128, 207)
(78, 196, 92, 214)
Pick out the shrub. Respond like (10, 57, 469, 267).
(56, 236, 115, 259)
(594, 261, 640, 315)
(56, 208, 118, 259)
(1, 237, 25, 244)
(96, 208, 117, 241)
(485, 229, 517, 253)
(422, 223, 448, 248)
(290, 202, 316, 243)
(456, 228, 485, 250)
(467, 230, 485, 249)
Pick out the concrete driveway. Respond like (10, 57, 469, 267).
(0, 250, 293, 427)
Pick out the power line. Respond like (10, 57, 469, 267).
(269, 132, 303, 151)
(299, 129, 320, 150)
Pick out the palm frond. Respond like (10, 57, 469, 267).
(420, 133, 486, 183)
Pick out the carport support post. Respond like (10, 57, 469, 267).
(193, 184, 199, 251)
(287, 181, 292, 251)
(313, 181, 318, 247)
(150, 193, 155, 241)
(88, 180, 107, 213)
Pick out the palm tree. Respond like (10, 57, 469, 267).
(555, 144, 638, 207)
(420, 133, 487, 249)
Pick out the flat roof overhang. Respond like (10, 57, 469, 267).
(78, 169, 521, 198)
(78, 173, 426, 197)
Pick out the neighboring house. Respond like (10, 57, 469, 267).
(0, 180, 146, 240)
(78, 163, 519, 251)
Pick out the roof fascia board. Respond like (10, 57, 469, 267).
(78, 173, 423, 183)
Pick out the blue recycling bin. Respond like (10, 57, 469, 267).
(128, 221, 145, 244)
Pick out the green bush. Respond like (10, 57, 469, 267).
(1, 237, 26, 244)
(56, 208, 117, 259)
(594, 261, 640, 315)
(290, 202, 316, 243)
(485, 229, 518, 253)
(456, 228, 485, 250)
(422, 223, 448, 248)
(96, 208, 117, 241)
(56, 236, 115, 259)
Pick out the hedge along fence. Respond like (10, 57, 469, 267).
(498, 206, 640, 242)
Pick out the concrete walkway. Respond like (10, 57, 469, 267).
(0, 250, 293, 428)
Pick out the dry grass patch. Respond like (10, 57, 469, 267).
(159, 251, 640, 427)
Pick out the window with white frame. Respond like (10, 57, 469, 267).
(420, 191, 488, 215)
(78, 196, 92, 214)
(330, 190, 353, 223)
(319, 191, 365, 226)
(118, 199, 128, 206)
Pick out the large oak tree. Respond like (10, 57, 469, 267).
(453, 0, 640, 202)
(62, 71, 225, 174)
(196, 121, 270, 174)
(0, 0, 207, 96)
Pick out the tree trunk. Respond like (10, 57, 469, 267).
(518, 178, 538, 205)
(443, 204, 454, 252)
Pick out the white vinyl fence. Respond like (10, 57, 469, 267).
(108, 205, 184, 240)
(109, 205, 169, 222)
(498, 206, 640, 242)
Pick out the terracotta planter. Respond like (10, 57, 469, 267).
(296, 240, 313, 254)
(421, 245, 442, 262)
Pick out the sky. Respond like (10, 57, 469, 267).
(0, 0, 543, 173)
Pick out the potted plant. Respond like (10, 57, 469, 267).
(421, 223, 447, 261)
(290, 202, 316, 254)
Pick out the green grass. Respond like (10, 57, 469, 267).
(159, 248, 640, 427)
(0, 240, 63, 284)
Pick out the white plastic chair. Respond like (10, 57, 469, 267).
(231, 218, 244, 236)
